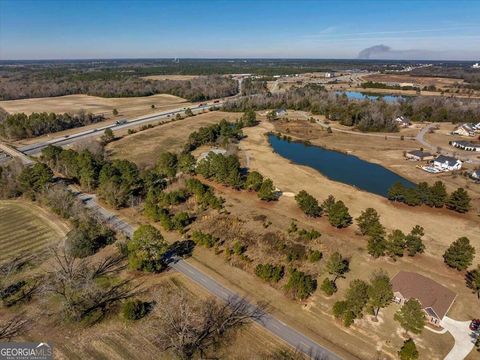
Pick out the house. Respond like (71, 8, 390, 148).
(391, 271, 457, 327)
(394, 116, 411, 128)
(406, 150, 434, 161)
(324, 72, 335, 78)
(275, 108, 287, 117)
(433, 155, 462, 171)
(452, 123, 477, 137)
(471, 169, 480, 180)
(472, 63, 480, 69)
(450, 140, 480, 152)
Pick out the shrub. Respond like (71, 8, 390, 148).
(284, 269, 317, 300)
(320, 278, 337, 296)
(308, 250, 323, 262)
(122, 300, 149, 320)
(191, 231, 218, 248)
(255, 263, 285, 283)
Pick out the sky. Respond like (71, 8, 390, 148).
(1, 0, 480, 61)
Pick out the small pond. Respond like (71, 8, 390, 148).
(337, 91, 410, 103)
(268, 134, 415, 197)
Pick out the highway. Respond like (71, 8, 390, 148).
(76, 192, 341, 360)
(19, 103, 215, 155)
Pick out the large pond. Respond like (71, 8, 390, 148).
(337, 91, 410, 103)
(268, 134, 415, 197)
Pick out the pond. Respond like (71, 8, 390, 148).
(337, 91, 410, 103)
(268, 134, 415, 197)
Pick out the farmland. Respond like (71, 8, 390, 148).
(0, 200, 68, 261)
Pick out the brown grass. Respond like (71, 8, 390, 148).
(363, 74, 464, 88)
(141, 75, 199, 81)
(0, 93, 190, 117)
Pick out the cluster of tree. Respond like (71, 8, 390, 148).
(388, 181, 471, 213)
(294, 191, 352, 228)
(0, 74, 238, 102)
(0, 111, 104, 140)
(183, 119, 245, 153)
(127, 225, 169, 272)
(223, 84, 480, 130)
(196, 153, 243, 188)
(190, 230, 219, 248)
(47, 249, 136, 322)
(333, 270, 393, 327)
(245, 171, 277, 201)
(149, 289, 264, 359)
(41, 145, 144, 208)
(287, 221, 322, 241)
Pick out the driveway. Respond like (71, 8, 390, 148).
(441, 317, 477, 360)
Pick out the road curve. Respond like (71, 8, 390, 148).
(76, 192, 342, 360)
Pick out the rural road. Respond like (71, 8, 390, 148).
(76, 192, 341, 360)
(415, 123, 480, 165)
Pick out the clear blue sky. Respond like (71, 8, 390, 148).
(1, 0, 479, 60)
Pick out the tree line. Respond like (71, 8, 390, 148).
(0, 111, 105, 140)
(387, 181, 471, 213)
(0, 74, 238, 101)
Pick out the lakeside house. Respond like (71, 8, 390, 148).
(433, 155, 462, 171)
(391, 271, 457, 327)
(452, 123, 480, 137)
(450, 140, 480, 152)
(275, 108, 287, 117)
(394, 116, 411, 128)
(406, 150, 434, 161)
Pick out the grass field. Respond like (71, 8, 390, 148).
(108, 111, 241, 167)
(0, 201, 68, 261)
(0, 93, 190, 117)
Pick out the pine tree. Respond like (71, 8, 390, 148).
(394, 299, 426, 335)
(367, 270, 393, 320)
(367, 232, 386, 258)
(443, 237, 475, 271)
(258, 178, 276, 201)
(386, 229, 406, 260)
(446, 188, 471, 213)
(327, 200, 352, 228)
(356, 208, 382, 236)
(405, 225, 425, 256)
(398, 338, 419, 360)
(466, 266, 480, 299)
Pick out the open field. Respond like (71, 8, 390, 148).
(141, 75, 199, 81)
(0, 200, 68, 261)
(0, 93, 189, 117)
(108, 111, 241, 167)
(363, 73, 464, 88)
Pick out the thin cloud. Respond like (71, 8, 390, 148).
(304, 25, 480, 39)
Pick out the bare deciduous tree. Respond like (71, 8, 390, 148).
(150, 290, 265, 359)
(0, 315, 29, 340)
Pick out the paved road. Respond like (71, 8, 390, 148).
(19, 103, 215, 155)
(75, 191, 341, 360)
(441, 317, 477, 360)
(415, 123, 480, 165)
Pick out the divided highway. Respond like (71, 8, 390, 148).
(19, 103, 214, 155)
(76, 192, 341, 360)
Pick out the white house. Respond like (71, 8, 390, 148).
(450, 140, 480, 152)
(452, 123, 477, 137)
(274, 108, 287, 117)
(433, 155, 462, 171)
(394, 116, 411, 128)
(324, 72, 335, 78)
(472, 63, 480, 69)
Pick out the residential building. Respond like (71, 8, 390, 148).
(450, 140, 480, 152)
(275, 108, 287, 117)
(394, 116, 411, 128)
(391, 271, 457, 327)
(405, 150, 434, 161)
(433, 155, 462, 171)
(452, 123, 478, 137)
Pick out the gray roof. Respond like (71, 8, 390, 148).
(434, 155, 460, 166)
(408, 150, 432, 157)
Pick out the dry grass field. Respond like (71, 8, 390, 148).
(0, 200, 68, 261)
(363, 73, 464, 89)
(0, 93, 190, 118)
(108, 111, 241, 167)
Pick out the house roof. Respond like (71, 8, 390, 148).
(407, 150, 432, 158)
(391, 271, 456, 320)
(434, 155, 461, 166)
